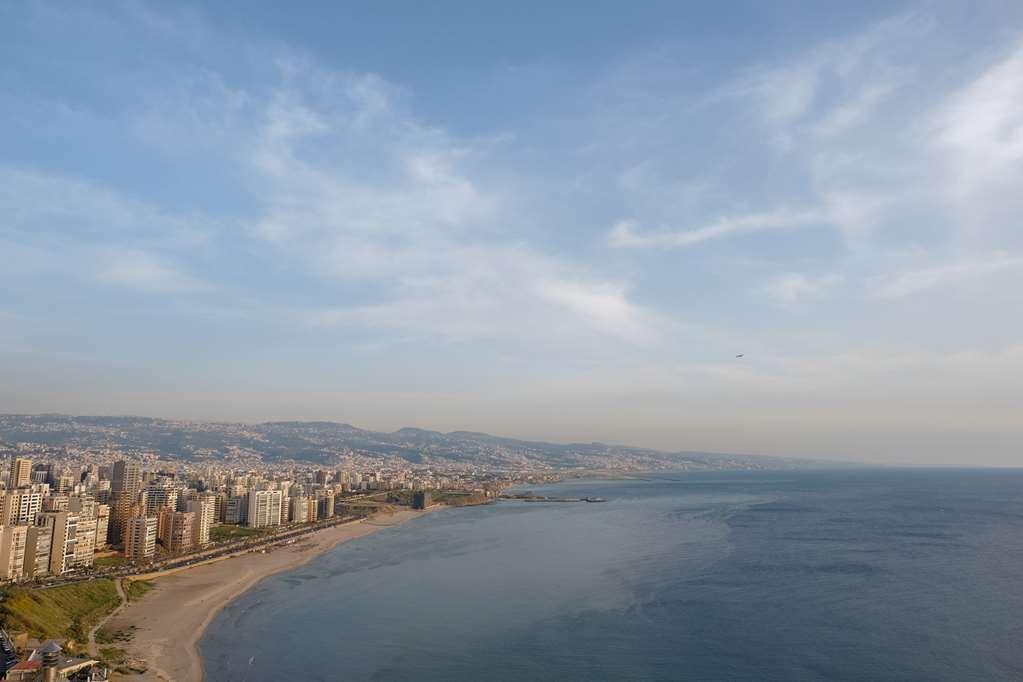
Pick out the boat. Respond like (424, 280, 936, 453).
(582, 497, 606, 503)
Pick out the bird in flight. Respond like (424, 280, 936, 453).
(735, 353, 744, 358)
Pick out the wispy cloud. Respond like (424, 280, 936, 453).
(929, 43, 1023, 237)
(608, 208, 825, 248)
(229, 61, 669, 351)
(297, 245, 666, 353)
(714, 13, 930, 128)
(867, 253, 1023, 299)
(762, 273, 844, 307)
(0, 167, 216, 252)
(93, 247, 209, 294)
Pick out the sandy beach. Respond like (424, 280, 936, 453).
(107, 509, 431, 681)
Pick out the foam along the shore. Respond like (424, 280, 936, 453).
(107, 509, 433, 681)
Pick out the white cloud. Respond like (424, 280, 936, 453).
(93, 247, 209, 294)
(0, 167, 216, 252)
(812, 79, 903, 137)
(229, 64, 671, 351)
(297, 244, 665, 353)
(608, 208, 825, 248)
(535, 279, 660, 346)
(867, 253, 1023, 299)
(929, 44, 1023, 237)
(716, 13, 928, 131)
(762, 273, 843, 307)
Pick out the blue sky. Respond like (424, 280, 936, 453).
(2, 1, 1023, 464)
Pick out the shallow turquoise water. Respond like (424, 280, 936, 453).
(200, 469, 1023, 680)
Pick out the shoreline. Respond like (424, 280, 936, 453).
(107, 508, 437, 681)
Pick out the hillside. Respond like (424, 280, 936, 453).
(0, 414, 832, 471)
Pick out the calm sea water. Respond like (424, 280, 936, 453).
(200, 470, 1023, 680)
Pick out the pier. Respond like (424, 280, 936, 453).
(499, 494, 607, 503)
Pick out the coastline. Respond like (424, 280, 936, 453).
(107, 508, 436, 681)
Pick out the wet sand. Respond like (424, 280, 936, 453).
(107, 509, 431, 681)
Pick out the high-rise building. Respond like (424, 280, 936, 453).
(124, 516, 157, 562)
(72, 515, 97, 569)
(0, 525, 28, 580)
(111, 460, 142, 497)
(145, 479, 178, 517)
(213, 493, 227, 523)
(107, 492, 132, 548)
(224, 494, 248, 525)
(289, 496, 309, 524)
(1, 489, 44, 526)
(246, 490, 283, 528)
(186, 495, 215, 547)
(96, 479, 111, 504)
(158, 510, 194, 553)
(95, 504, 109, 548)
(45, 511, 78, 575)
(42, 495, 69, 513)
(8, 458, 32, 489)
(23, 516, 54, 577)
(108, 489, 147, 548)
(108, 459, 142, 548)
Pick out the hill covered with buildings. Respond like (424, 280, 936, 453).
(0, 414, 823, 473)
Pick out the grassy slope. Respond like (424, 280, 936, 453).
(125, 580, 154, 602)
(0, 579, 120, 647)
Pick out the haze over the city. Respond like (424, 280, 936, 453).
(3, 1, 1023, 465)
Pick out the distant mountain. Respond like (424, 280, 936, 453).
(0, 414, 840, 471)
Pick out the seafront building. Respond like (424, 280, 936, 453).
(108, 458, 144, 547)
(186, 495, 215, 547)
(23, 519, 52, 577)
(0, 526, 27, 580)
(125, 516, 157, 561)
(247, 490, 283, 528)
(1, 490, 44, 526)
(0, 444, 509, 581)
(45, 511, 77, 575)
(158, 510, 195, 553)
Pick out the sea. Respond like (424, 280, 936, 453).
(199, 469, 1023, 681)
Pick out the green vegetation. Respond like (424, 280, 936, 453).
(99, 646, 128, 665)
(386, 490, 415, 505)
(432, 490, 490, 506)
(0, 579, 120, 647)
(388, 489, 491, 507)
(210, 524, 266, 542)
(100, 642, 146, 675)
(99, 645, 145, 675)
(95, 624, 134, 645)
(125, 580, 154, 603)
(93, 554, 129, 568)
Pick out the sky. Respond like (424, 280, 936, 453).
(2, 1, 1023, 465)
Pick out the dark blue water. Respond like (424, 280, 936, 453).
(200, 470, 1023, 680)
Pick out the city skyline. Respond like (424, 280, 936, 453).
(3, 2, 1023, 465)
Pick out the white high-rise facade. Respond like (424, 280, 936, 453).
(187, 494, 215, 547)
(246, 489, 283, 528)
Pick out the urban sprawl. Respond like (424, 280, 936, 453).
(0, 447, 544, 582)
